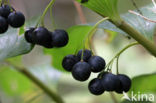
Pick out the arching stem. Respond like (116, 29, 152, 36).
(36, 0, 56, 27)
(5, 61, 64, 103)
(105, 42, 139, 72)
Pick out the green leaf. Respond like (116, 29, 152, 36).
(44, 25, 92, 71)
(88, 4, 156, 40)
(18, 25, 25, 35)
(0, 66, 31, 95)
(76, 0, 120, 21)
(121, 4, 156, 40)
(130, 73, 156, 94)
(0, 28, 34, 61)
(87, 21, 127, 35)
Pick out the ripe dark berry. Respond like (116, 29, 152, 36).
(33, 27, 52, 46)
(42, 42, 53, 48)
(101, 72, 120, 91)
(8, 11, 25, 28)
(52, 29, 69, 47)
(0, 5, 12, 18)
(88, 78, 105, 95)
(41, 31, 53, 48)
(24, 27, 35, 43)
(72, 61, 91, 81)
(77, 49, 92, 61)
(88, 56, 106, 73)
(116, 74, 131, 94)
(62, 55, 79, 71)
(0, 16, 8, 34)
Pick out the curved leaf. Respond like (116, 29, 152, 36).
(122, 4, 156, 40)
(87, 4, 156, 40)
(0, 29, 33, 61)
(76, 0, 120, 21)
(130, 73, 156, 94)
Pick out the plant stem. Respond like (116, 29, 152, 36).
(105, 42, 139, 71)
(36, 0, 56, 27)
(112, 20, 156, 57)
(50, 5, 56, 30)
(110, 92, 118, 103)
(5, 61, 64, 103)
(116, 56, 119, 74)
(84, 17, 109, 51)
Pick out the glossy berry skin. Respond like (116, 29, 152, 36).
(88, 78, 105, 95)
(88, 56, 106, 73)
(62, 55, 79, 71)
(0, 16, 8, 34)
(24, 27, 35, 43)
(101, 73, 120, 91)
(33, 27, 52, 46)
(52, 29, 69, 47)
(77, 49, 92, 61)
(8, 11, 25, 28)
(116, 74, 131, 94)
(72, 61, 91, 81)
(0, 5, 12, 18)
(41, 31, 53, 48)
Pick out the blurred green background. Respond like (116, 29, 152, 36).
(0, 0, 156, 103)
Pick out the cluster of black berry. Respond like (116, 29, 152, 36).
(24, 27, 69, 48)
(0, 4, 25, 34)
(62, 49, 132, 95)
(62, 49, 106, 81)
(89, 72, 131, 95)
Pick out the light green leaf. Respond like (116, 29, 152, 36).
(76, 0, 120, 21)
(44, 25, 92, 71)
(130, 73, 156, 94)
(0, 28, 33, 61)
(0, 66, 32, 95)
(18, 25, 25, 35)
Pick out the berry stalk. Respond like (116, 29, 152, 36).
(50, 5, 56, 30)
(36, 0, 56, 27)
(105, 42, 139, 71)
(84, 17, 109, 52)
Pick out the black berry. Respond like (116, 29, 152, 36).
(24, 27, 35, 43)
(62, 55, 79, 71)
(72, 61, 91, 81)
(101, 72, 120, 91)
(8, 11, 25, 28)
(88, 56, 106, 73)
(52, 29, 69, 47)
(77, 49, 92, 61)
(0, 16, 8, 34)
(33, 27, 52, 46)
(0, 5, 12, 18)
(88, 78, 105, 95)
(116, 74, 131, 94)
(41, 31, 53, 48)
